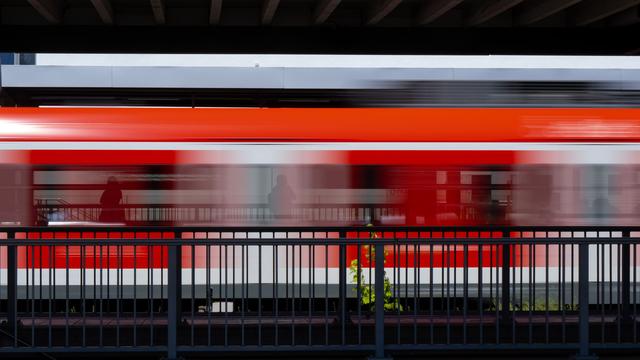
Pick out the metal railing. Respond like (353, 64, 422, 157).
(1, 226, 639, 359)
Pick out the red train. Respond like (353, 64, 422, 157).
(0, 107, 639, 294)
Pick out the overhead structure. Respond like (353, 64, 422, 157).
(210, 0, 223, 25)
(366, 0, 403, 25)
(516, 0, 583, 26)
(261, 0, 280, 25)
(571, 0, 640, 26)
(90, 0, 114, 25)
(417, 0, 464, 25)
(313, 0, 342, 25)
(12, 1, 640, 28)
(26, 0, 62, 24)
(149, 0, 166, 25)
(3, 0, 640, 54)
(466, 0, 524, 26)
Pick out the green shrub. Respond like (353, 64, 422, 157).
(348, 224, 403, 312)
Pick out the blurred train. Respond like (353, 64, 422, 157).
(1, 107, 640, 299)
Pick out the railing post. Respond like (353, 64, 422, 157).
(338, 232, 347, 343)
(371, 241, 389, 360)
(167, 242, 180, 360)
(621, 231, 631, 321)
(7, 233, 17, 345)
(576, 241, 597, 360)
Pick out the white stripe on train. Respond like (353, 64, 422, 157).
(1, 141, 640, 151)
(0, 267, 634, 286)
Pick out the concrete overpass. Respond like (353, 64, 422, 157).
(0, 1, 639, 54)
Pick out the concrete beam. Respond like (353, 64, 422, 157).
(90, 0, 114, 25)
(150, 0, 165, 25)
(516, 0, 582, 25)
(608, 5, 640, 26)
(261, 0, 280, 25)
(313, 0, 341, 25)
(571, 0, 640, 26)
(366, 0, 402, 25)
(210, 0, 222, 25)
(417, 0, 463, 25)
(27, 0, 62, 24)
(466, 0, 524, 26)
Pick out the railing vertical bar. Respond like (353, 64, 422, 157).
(116, 243, 121, 347)
(601, 243, 605, 343)
(65, 242, 69, 347)
(224, 243, 229, 347)
(291, 237, 296, 346)
(634, 242, 637, 344)
(463, 242, 468, 345)
(429, 242, 434, 345)
(232, 244, 242, 340)
(258, 241, 262, 347)
(501, 235, 511, 326)
(191, 244, 195, 347)
(357, 242, 362, 345)
(338, 231, 346, 346)
(205, 243, 211, 347)
(96, 240, 101, 348)
(479, 242, 484, 345)
(308, 243, 312, 346)
(81, 241, 86, 347)
(571, 243, 575, 310)
(561, 243, 566, 343)
(148, 241, 154, 346)
(610, 243, 614, 316)
(167, 240, 179, 360)
(578, 240, 593, 359)
(285, 236, 296, 345)
(374, 240, 385, 359)
(40, 240, 44, 318)
(25, 245, 35, 346)
(133, 243, 137, 347)
(395, 241, 400, 345)
(491, 243, 498, 344)
(617, 242, 622, 344)
(404, 241, 409, 337)
(445, 243, 450, 345)
(7, 232, 17, 348)
(622, 230, 631, 322)
(275, 243, 280, 346)
(528, 242, 533, 344)
(545, 242, 549, 344)
(241, 242, 246, 347)
(324, 244, 329, 346)
(511, 244, 516, 344)
(413, 243, 418, 346)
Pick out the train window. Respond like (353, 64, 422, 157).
(21, 162, 640, 227)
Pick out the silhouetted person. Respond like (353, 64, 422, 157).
(268, 175, 296, 218)
(99, 176, 125, 223)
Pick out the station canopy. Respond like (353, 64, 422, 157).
(0, 0, 639, 54)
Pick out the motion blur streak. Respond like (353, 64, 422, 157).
(0, 107, 638, 229)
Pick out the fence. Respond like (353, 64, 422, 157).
(1, 226, 639, 359)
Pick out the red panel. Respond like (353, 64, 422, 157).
(29, 150, 178, 165)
